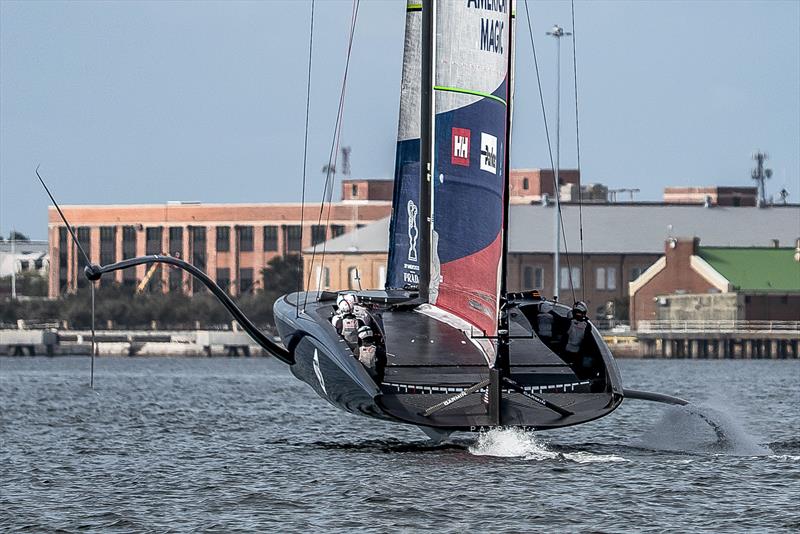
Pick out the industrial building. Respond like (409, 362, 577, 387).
(303, 203, 800, 322)
(47, 179, 392, 297)
(630, 237, 800, 328)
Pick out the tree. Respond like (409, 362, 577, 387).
(262, 254, 303, 295)
(8, 231, 29, 242)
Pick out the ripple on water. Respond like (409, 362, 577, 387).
(1, 356, 798, 533)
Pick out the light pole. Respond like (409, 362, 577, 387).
(547, 24, 571, 301)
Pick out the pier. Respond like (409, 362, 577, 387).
(0, 323, 279, 357)
(636, 320, 799, 359)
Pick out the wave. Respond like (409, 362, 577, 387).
(634, 404, 772, 456)
(468, 428, 628, 463)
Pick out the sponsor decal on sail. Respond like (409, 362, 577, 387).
(480, 132, 497, 174)
(451, 127, 470, 166)
(407, 200, 419, 262)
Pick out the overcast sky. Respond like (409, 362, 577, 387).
(1, 0, 798, 240)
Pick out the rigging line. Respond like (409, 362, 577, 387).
(303, 0, 360, 309)
(319, 0, 360, 287)
(571, 0, 585, 301)
(523, 0, 577, 303)
(35, 166, 91, 267)
(297, 0, 315, 318)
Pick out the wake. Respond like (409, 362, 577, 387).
(634, 404, 772, 456)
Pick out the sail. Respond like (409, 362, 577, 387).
(429, 0, 513, 336)
(386, 1, 423, 290)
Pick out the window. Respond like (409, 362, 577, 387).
(146, 227, 162, 255)
(284, 225, 302, 252)
(216, 227, 230, 252)
(348, 266, 360, 290)
(331, 225, 346, 238)
(34, 258, 43, 270)
(263, 226, 278, 251)
(238, 226, 254, 252)
(607, 267, 617, 290)
(523, 266, 544, 290)
(190, 227, 206, 292)
(20, 260, 29, 270)
(169, 227, 183, 258)
(77, 227, 91, 288)
(522, 177, 529, 190)
(99, 227, 116, 266)
(596, 266, 617, 291)
(315, 266, 330, 290)
(560, 266, 581, 290)
(122, 226, 137, 287)
(596, 267, 606, 290)
(351, 184, 358, 198)
(216, 268, 230, 293)
(239, 268, 254, 294)
(523, 266, 533, 289)
(58, 227, 68, 293)
(169, 268, 183, 293)
(312, 225, 326, 246)
(629, 267, 644, 282)
(145, 227, 163, 292)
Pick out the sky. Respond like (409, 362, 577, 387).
(1, 0, 798, 240)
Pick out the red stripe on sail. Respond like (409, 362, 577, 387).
(437, 232, 503, 336)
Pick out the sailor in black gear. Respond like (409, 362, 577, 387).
(536, 300, 555, 344)
(565, 301, 589, 366)
(357, 325, 379, 379)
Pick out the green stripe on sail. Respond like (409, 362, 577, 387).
(433, 85, 506, 106)
(407, 3, 422, 11)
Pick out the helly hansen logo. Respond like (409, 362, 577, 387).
(480, 132, 497, 174)
(451, 128, 470, 166)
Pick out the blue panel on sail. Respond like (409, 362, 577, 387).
(386, 138, 421, 289)
(386, 2, 423, 290)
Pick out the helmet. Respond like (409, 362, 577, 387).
(540, 301, 554, 314)
(357, 325, 373, 340)
(573, 301, 588, 315)
(343, 293, 357, 306)
(338, 299, 354, 314)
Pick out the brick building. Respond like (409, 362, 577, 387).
(630, 237, 800, 328)
(304, 203, 800, 322)
(508, 169, 580, 204)
(48, 179, 392, 297)
(663, 186, 757, 207)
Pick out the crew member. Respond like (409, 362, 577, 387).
(536, 301, 555, 344)
(333, 299, 361, 344)
(356, 325, 379, 379)
(565, 301, 589, 362)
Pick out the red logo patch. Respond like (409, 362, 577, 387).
(451, 128, 470, 166)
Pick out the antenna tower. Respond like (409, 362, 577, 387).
(751, 151, 772, 208)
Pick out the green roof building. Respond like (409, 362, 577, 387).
(630, 237, 800, 328)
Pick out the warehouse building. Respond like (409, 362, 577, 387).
(47, 179, 392, 297)
(304, 203, 800, 322)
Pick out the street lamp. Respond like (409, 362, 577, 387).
(546, 25, 571, 300)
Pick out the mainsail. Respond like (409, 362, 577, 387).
(386, 1, 423, 291)
(388, 0, 513, 337)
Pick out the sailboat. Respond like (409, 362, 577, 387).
(41, 0, 694, 442)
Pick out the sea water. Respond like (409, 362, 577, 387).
(1, 357, 798, 532)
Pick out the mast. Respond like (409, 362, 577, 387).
(496, 1, 515, 373)
(419, 0, 435, 302)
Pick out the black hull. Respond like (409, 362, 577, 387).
(274, 291, 624, 432)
